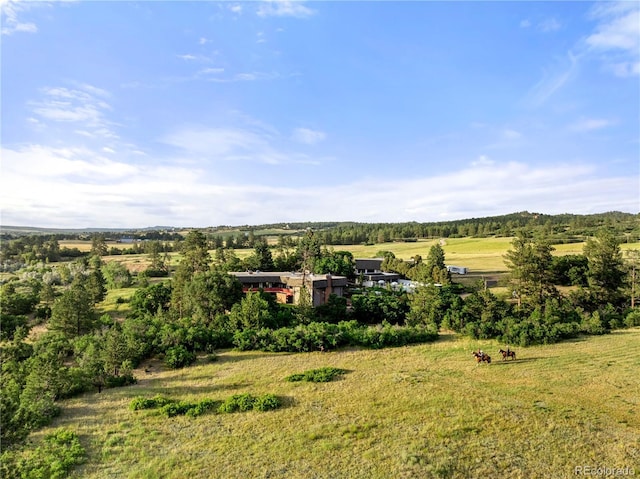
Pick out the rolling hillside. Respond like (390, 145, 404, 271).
(38, 328, 640, 478)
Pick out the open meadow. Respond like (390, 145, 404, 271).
(41, 328, 640, 478)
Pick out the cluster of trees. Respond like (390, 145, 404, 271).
(407, 229, 640, 346)
(378, 244, 450, 284)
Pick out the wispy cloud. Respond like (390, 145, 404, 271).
(1, 0, 38, 35)
(28, 84, 117, 139)
(523, 50, 579, 107)
(161, 124, 321, 166)
(177, 52, 217, 63)
(586, 1, 640, 76)
(471, 155, 494, 167)
(228, 4, 242, 15)
(292, 127, 326, 145)
(569, 118, 616, 132)
(538, 17, 561, 33)
(519, 19, 531, 29)
(257, 0, 316, 18)
(502, 129, 522, 140)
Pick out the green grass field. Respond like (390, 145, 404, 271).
(37, 328, 640, 478)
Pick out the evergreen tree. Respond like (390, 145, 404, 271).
(584, 229, 626, 306)
(229, 292, 273, 330)
(171, 231, 212, 316)
(90, 234, 108, 256)
(504, 232, 557, 310)
(49, 281, 96, 337)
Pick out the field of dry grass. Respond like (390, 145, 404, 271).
(36, 328, 640, 478)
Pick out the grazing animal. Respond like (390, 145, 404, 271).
(472, 351, 491, 364)
(499, 348, 516, 361)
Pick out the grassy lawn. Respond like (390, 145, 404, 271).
(40, 328, 640, 478)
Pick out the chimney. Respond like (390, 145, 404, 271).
(325, 274, 332, 302)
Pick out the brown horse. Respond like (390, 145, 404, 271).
(499, 349, 516, 361)
(472, 351, 491, 364)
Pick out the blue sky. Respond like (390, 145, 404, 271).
(2, 0, 639, 228)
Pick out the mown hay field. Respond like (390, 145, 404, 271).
(41, 328, 640, 478)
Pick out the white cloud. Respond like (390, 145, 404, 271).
(502, 129, 522, 140)
(1, 0, 38, 35)
(292, 127, 326, 145)
(228, 4, 242, 14)
(471, 155, 494, 167)
(28, 84, 117, 139)
(257, 0, 316, 18)
(569, 118, 615, 132)
(520, 19, 531, 28)
(586, 1, 640, 76)
(538, 18, 561, 33)
(524, 50, 579, 107)
(161, 125, 320, 166)
(198, 67, 225, 75)
(2, 143, 637, 228)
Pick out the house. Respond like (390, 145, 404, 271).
(229, 272, 348, 307)
(354, 258, 400, 285)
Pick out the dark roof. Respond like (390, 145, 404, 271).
(355, 258, 384, 270)
(230, 272, 348, 288)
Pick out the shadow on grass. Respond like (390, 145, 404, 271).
(134, 380, 256, 396)
(215, 352, 293, 363)
(434, 332, 460, 343)
(490, 357, 545, 365)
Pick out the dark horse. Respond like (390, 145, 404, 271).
(472, 351, 491, 364)
(499, 349, 516, 361)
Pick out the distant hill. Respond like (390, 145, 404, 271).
(0, 225, 177, 235)
(1, 211, 638, 238)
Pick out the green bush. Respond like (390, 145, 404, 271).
(232, 320, 437, 353)
(0, 428, 86, 479)
(164, 345, 197, 369)
(161, 401, 194, 418)
(624, 308, 640, 327)
(218, 393, 257, 413)
(105, 373, 137, 388)
(253, 394, 282, 411)
(185, 399, 220, 417)
(218, 393, 283, 413)
(285, 367, 347, 383)
(129, 395, 174, 411)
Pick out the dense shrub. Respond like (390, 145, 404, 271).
(232, 320, 437, 353)
(129, 394, 279, 416)
(218, 393, 257, 413)
(217, 393, 282, 413)
(161, 401, 195, 418)
(285, 367, 347, 383)
(129, 395, 174, 411)
(253, 394, 282, 411)
(105, 373, 137, 388)
(625, 309, 640, 327)
(164, 345, 197, 369)
(185, 399, 220, 417)
(0, 428, 86, 479)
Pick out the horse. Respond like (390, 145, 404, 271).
(472, 351, 491, 364)
(499, 349, 516, 361)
